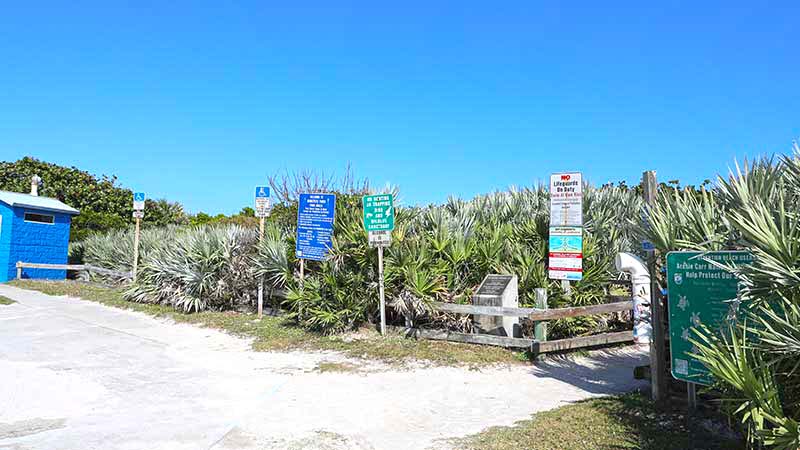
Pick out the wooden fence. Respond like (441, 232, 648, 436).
(16, 262, 132, 281)
(400, 297, 635, 356)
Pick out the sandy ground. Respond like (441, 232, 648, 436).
(0, 284, 648, 450)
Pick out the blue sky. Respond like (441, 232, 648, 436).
(1, 1, 798, 214)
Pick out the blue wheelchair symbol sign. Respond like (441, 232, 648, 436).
(255, 186, 270, 198)
(134, 193, 145, 202)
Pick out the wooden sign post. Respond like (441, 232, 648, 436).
(642, 170, 667, 402)
(132, 192, 145, 281)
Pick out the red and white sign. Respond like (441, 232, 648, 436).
(549, 172, 583, 227)
(549, 173, 583, 280)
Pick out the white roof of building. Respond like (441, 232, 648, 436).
(0, 190, 80, 215)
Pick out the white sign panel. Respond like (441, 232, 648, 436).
(549, 173, 582, 227)
(255, 186, 271, 218)
(548, 226, 583, 281)
(368, 230, 392, 247)
(133, 192, 146, 211)
(133, 210, 144, 219)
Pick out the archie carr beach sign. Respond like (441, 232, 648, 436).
(666, 251, 754, 385)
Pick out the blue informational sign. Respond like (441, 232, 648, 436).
(296, 193, 337, 261)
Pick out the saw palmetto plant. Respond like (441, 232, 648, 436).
(78, 181, 643, 338)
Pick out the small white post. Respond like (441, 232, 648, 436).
(299, 258, 305, 286)
(132, 217, 141, 280)
(561, 279, 571, 297)
(378, 245, 386, 336)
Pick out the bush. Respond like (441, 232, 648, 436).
(83, 181, 643, 338)
(125, 225, 257, 312)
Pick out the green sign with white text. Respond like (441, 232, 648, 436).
(363, 194, 395, 232)
(666, 251, 753, 385)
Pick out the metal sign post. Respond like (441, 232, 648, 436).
(132, 192, 145, 281)
(363, 194, 395, 336)
(377, 246, 386, 335)
(255, 186, 271, 318)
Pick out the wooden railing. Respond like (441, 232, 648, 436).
(16, 262, 132, 281)
(403, 298, 635, 355)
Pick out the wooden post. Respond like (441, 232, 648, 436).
(643, 170, 667, 402)
(257, 217, 265, 319)
(16, 262, 22, 280)
(378, 245, 386, 336)
(534, 288, 548, 341)
(132, 216, 141, 280)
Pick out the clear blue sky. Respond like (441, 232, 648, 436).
(2, 1, 798, 214)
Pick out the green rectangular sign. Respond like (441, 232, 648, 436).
(363, 194, 395, 232)
(666, 251, 753, 385)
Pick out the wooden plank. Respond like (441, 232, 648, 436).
(396, 325, 633, 353)
(16, 262, 131, 279)
(429, 301, 535, 317)
(528, 301, 633, 321)
(412, 328, 535, 349)
(533, 331, 633, 354)
(430, 300, 633, 321)
(16, 262, 86, 270)
(83, 265, 133, 279)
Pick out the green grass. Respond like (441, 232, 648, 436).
(452, 392, 743, 450)
(0, 295, 15, 305)
(7, 280, 522, 366)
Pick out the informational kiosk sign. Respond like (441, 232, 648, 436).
(548, 172, 583, 281)
(296, 193, 336, 261)
(472, 274, 520, 337)
(254, 186, 271, 218)
(666, 251, 754, 385)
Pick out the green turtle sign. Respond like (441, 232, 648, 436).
(666, 251, 754, 385)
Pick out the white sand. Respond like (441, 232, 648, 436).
(0, 284, 647, 450)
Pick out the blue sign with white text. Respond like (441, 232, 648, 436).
(296, 193, 336, 261)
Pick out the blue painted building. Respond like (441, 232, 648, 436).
(0, 190, 79, 282)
